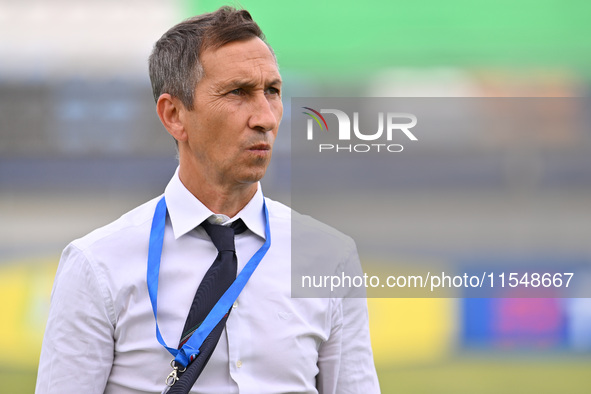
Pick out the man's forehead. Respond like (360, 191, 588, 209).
(201, 38, 278, 72)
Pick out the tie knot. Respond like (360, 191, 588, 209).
(200, 219, 246, 252)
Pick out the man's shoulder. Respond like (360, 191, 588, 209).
(265, 196, 355, 247)
(70, 195, 162, 253)
(266, 197, 364, 298)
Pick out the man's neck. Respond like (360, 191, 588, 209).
(178, 165, 258, 218)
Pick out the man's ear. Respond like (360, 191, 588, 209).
(156, 93, 188, 142)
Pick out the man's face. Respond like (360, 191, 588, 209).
(181, 37, 283, 188)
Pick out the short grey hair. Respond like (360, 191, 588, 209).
(148, 6, 269, 110)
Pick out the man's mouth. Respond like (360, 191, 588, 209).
(248, 143, 271, 151)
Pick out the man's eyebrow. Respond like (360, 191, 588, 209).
(222, 79, 257, 90)
(267, 78, 282, 87)
(219, 78, 282, 90)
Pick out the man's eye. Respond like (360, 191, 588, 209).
(228, 88, 243, 95)
(266, 87, 280, 96)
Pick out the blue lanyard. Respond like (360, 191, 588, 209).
(147, 195, 271, 368)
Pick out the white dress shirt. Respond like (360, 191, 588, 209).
(36, 169, 380, 393)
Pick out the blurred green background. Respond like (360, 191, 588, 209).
(1, 0, 591, 392)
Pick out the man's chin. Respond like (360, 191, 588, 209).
(236, 167, 268, 186)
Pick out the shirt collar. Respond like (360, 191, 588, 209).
(164, 167, 266, 240)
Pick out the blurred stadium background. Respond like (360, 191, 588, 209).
(1, 0, 591, 392)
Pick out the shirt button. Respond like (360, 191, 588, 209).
(232, 301, 238, 309)
(236, 360, 242, 368)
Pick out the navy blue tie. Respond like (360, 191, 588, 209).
(168, 219, 246, 394)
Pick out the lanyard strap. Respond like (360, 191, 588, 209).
(147, 195, 271, 368)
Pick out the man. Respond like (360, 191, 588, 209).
(36, 7, 379, 393)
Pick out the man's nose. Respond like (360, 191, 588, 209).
(248, 92, 279, 132)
